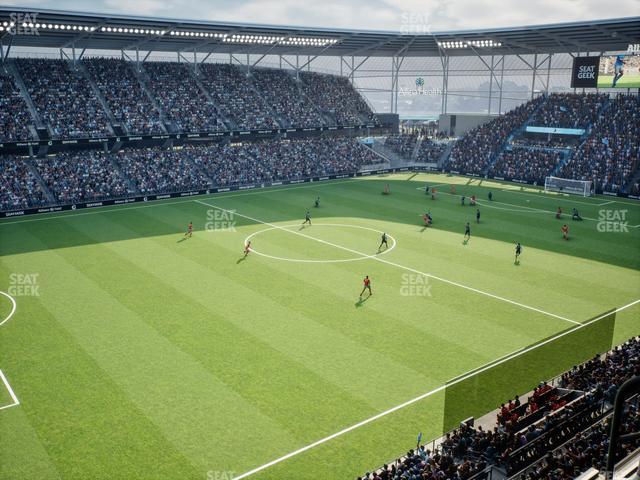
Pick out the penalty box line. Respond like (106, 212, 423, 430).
(194, 199, 579, 326)
(230, 298, 639, 480)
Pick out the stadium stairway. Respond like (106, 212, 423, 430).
(106, 152, 141, 195)
(411, 136, 423, 161)
(370, 138, 410, 167)
(288, 70, 331, 126)
(189, 67, 237, 131)
(437, 140, 455, 168)
(6, 60, 46, 134)
(25, 159, 57, 205)
(75, 60, 121, 136)
(247, 73, 288, 128)
(127, 62, 171, 134)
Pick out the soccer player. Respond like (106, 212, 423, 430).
(612, 55, 626, 87)
(450, 184, 456, 194)
(572, 208, 582, 221)
(470, 195, 477, 206)
(464, 222, 471, 241)
(422, 212, 430, 227)
(515, 242, 522, 263)
(476, 208, 481, 224)
(360, 275, 372, 298)
(488, 191, 493, 201)
(383, 183, 390, 195)
(431, 187, 437, 200)
(561, 224, 569, 240)
(184, 221, 193, 238)
(378, 232, 389, 251)
(314, 196, 320, 208)
(461, 195, 466, 206)
(556, 206, 562, 219)
(302, 210, 312, 226)
(243, 240, 251, 257)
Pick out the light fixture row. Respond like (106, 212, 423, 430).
(438, 39, 503, 49)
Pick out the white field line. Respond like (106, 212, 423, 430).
(0, 178, 360, 226)
(0, 291, 17, 328)
(232, 298, 640, 480)
(195, 199, 579, 326)
(0, 291, 19, 411)
(437, 190, 640, 226)
(499, 188, 613, 207)
(0, 370, 19, 411)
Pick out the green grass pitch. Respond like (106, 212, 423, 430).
(597, 74, 640, 88)
(0, 172, 639, 479)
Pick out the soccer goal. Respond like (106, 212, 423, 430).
(544, 176, 593, 197)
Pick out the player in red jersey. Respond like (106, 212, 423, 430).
(243, 240, 252, 257)
(431, 187, 437, 200)
(360, 275, 372, 298)
(556, 206, 562, 219)
(184, 222, 193, 238)
(561, 224, 569, 240)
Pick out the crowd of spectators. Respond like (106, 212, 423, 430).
(530, 93, 608, 129)
(559, 94, 639, 193)
(416, 139, 447, 164)
(520, 403, 639, 480)
(559, 336, 639, 397)
(0, 156, 48, 211)
(114, 146, 212, 195)
(198, 63, 279, 131)
(360, 336, 640, 480)
(251, 68, 325, 128)
(447, 97, 543, 175)
(300, 71, 378, 126)
(191, 137, 379, 186)
(141, 62, 226, 133)
(15, 58, 111, 138)
(489, 147, 562, 184)
(0, 69, 34, 142)
(35, 151, 132, 204)
(384, 134, 417, 158)
(83, 58, 165, 135)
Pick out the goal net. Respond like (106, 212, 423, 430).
(544, 176, 593, 197)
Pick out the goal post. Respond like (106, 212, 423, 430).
(544, 176, 593, 197)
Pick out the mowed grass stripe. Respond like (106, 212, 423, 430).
(73, 207, 437, 409)
(0, 262, 200, 479)
(54, 216, 380, 441)
(3, 228, 298, 476)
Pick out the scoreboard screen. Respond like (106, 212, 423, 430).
(571, 53, 640, 89)
(597, 54, 640, 88)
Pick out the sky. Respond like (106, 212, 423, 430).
(2, 0, 637, 31)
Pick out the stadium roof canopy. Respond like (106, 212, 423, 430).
(0, 7, 638, 58)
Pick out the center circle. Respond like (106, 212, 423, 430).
(244, 223, 397, 263)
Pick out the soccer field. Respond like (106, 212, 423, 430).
(1, 172, 639, 479)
